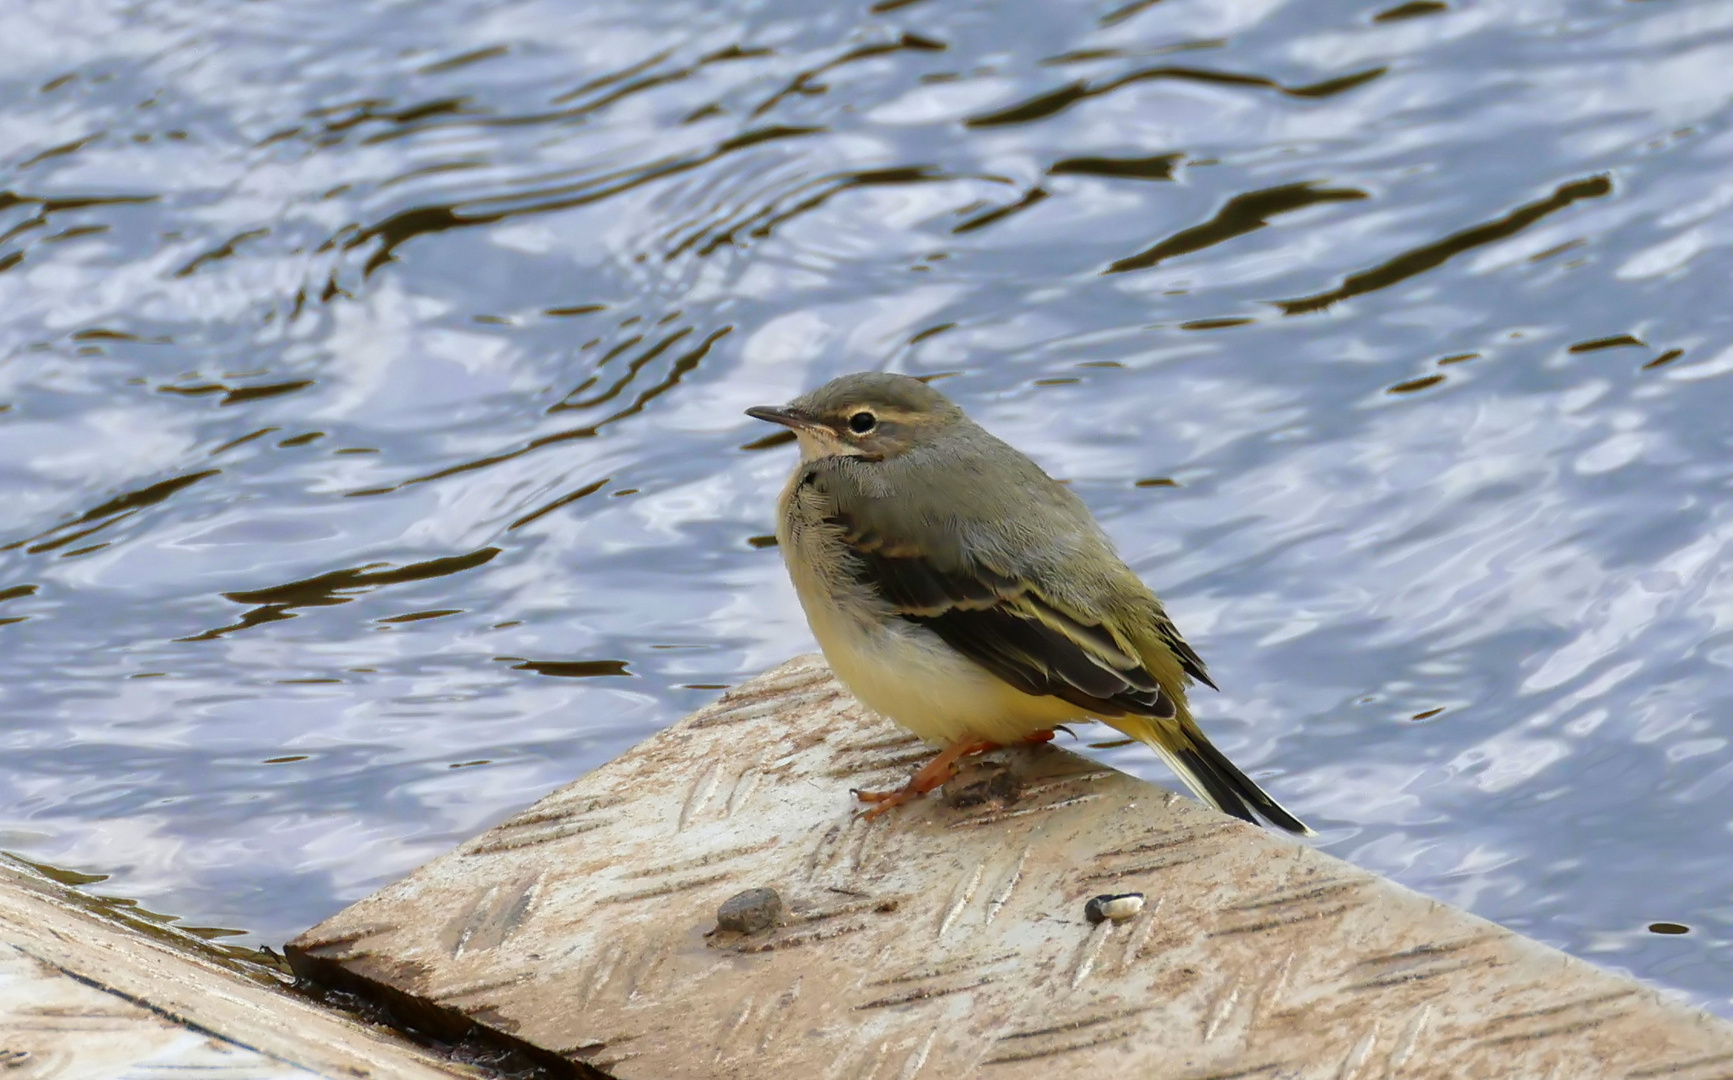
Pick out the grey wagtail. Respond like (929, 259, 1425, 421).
(747, 371, 1311, 834)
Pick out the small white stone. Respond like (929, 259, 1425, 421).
(1085, 892, 1144, 923)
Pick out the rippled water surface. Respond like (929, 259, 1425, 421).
(4, 0, 1733, 1007)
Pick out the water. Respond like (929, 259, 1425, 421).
(3, 0, 1732, 1008)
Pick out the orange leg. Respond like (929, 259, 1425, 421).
(854, 738, 999, 818)
(853, 730, 1056, 819)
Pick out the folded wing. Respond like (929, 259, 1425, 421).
(832, 511, 1181, 720)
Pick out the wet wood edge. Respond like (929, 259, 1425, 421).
(288, 943, 610, 1080)
(0, 854, 473, 1079)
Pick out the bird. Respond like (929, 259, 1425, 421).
(746, 371, 1311, 834)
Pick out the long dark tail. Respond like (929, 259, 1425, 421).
(1171, 734, 1313, 836)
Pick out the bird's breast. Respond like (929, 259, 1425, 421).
(773, 467, 1080, 746)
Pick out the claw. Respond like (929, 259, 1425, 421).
(857, 785, 924, 819)
(853, 738, 999, 819)
(849, 786, 900, 804)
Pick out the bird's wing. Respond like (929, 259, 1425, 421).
(828, 508, 1180, 720)
(1155, 609, 1216, 691)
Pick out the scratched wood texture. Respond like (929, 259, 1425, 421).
(289, 654, 1733, 1080)
(0, 855, 469, 1080)
(0, 936, 319, 1080)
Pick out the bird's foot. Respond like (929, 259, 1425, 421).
(1022, 729, 1057, 744)
(851, 784, 922, 817)
(854, 738, 999, 819)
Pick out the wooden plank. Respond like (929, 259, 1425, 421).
(289, 654, 1733, 1079)
(0, 855, 472, 1080)
(0, 936, 319, 1080)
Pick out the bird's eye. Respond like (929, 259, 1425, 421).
(848, 411, 877, 434)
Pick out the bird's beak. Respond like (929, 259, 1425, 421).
(745, 405, 821, 431)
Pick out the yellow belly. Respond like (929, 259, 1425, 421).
(797, 572, 1085, 747)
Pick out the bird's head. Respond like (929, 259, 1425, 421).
(746, 372, 965, 463)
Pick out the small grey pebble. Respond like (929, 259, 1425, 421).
(1085, 892, 1144, 924)
(717, 887, 783, 933)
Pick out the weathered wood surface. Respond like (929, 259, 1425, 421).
(0, 936, 319, 1080)
(0, 855, 470, 1080)
(290, 654, 1733, 1079)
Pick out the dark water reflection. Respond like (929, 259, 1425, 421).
(4, 0, 1733, 1009)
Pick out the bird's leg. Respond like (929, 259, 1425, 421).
(854, 738, 999, 817)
